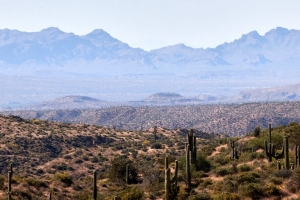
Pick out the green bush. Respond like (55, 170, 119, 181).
(188, 191, 212, 200)
(54, 172, 73, 186)
(108, 157, 140, 184)
(237, 172, 260, 184)
(217, 193, 240, 200)
(152, 142, 163, 149)
(195, 153, 211, 172)
(24, 178, 48, 187)
(238, 183, 262, 199)
(214, 167, 234, 177)
(238, 164, 251, 172)
(119, 187, 144, 200)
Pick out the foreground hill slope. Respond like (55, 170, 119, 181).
(5, 101, 300, 136)
(1, 115, 300, 199)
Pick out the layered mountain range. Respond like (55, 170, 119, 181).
(1, 27, 300, 108)
(1, 27, 300, 72)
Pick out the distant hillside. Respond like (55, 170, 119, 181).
(230, 83, 300, 102)
(4, 101, 300, 135)
(23, 95, 115, 110)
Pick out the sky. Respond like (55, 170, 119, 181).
(1, 0, 300, 51)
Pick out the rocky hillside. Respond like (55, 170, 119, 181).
(4, 101, 300, 136)
(1, 115, 300, 199)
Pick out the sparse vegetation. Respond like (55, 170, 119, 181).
(0, 114, 300, 199)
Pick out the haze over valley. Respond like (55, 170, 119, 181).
(1, 27, 300, 109)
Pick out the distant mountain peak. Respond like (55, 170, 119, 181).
(40, 27, 64, 33)
(265, 27, 290, 36)
(88, 29, 108, 35)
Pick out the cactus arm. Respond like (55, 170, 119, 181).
(170, 160, 178, 185)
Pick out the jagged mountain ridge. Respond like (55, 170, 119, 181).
(1, 27, 300, 108)
(1, 27, 300, 74)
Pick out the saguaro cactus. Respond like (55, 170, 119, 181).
(295, 145, 300, 167)
(277, 161, 281, 170)
(126, 164, 129, 184)
(165, 156, 179, 200)
(93, 170, 97, 200)
(153, 126, 157, 141)
(284, 136, 290, 170)
(186, 144, 191, 188)
(265, 141, 275, 162)
(8, 164, 13, 200)
(187, 129, 197, 165)
(264, 124, 278, 162)
(230, 140, 239, 160)
(268, 123, 272, 143)
(8, 171, 12, 200)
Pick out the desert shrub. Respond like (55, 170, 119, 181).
(238, 164, 251, 172)
(82, 155, 89, 161)
(263, 184, 281, 195)
(253, 126, 261, 137)
(119, 187, 144, 200)
(217, 193, 240, 200)
(24, 178, 48, 187)
(152, 142, 162, 149)
(177, 186, 189, 200)
(270, 176, 283, 185)
(237, 172, 260, 184)
(287, 167, 300, 192)
(273, 169, 292, 179)
(52, 163, 68, 171)
(90, 156, 99, 163)
(201, 146, 216, 156)
(188, 191, 212, 200)
(75, 159, 83, 164)
(108, 157, 140, 184)
(214, 167, 234, 177)
(222, 176, 238, 193)
(195, 153, 211, 172)
(212, 154, 230, 166)
(243, 152, 265, 161)
(199, 178, 212, 188)
(238, 183, 263, 199)
(54, 172, 72, 186)
(74, 150, 83, 156)
(63, 155, 72, 159)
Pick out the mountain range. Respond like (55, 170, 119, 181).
(1, 27, 300, 108)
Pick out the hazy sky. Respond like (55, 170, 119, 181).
(1, 0, 300, 50)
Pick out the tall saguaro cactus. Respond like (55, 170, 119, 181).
(93, 170, 97, 200)
(230, 140, 239, 160)
(186, 144, 191, 188)
(268, 123, 272, 143)
(165, 156, 179, 200)
(264, 124, 277, 162)
(284, 136, 290, 170)
(187, 129, 197, 165)
(153, 126, 157, 141)
(8, 164, 13, 200)
(126, 164, 130, 184)
(295, 145, 300, 167)
(265, 141, 275, 162)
